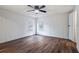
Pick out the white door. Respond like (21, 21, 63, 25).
(69, 10, 77, 42)
(69, 12, 74, 40)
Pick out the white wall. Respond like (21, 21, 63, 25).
(75, 6, 79, 51)
(0, 9, 34, 43)
(37, 14, 69, 39)
(0, 8, 69, 43)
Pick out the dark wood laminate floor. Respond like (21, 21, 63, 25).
(0, 35, 78, 53)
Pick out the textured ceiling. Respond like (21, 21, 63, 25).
(0, 5, 74, 15)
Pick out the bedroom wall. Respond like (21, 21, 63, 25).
(0, 9, 34, 43)
(75, 6, 79, 51)
(37, 13, 69, 39)
(0, 8, 69, 43)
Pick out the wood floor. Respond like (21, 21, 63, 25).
(0, 35, 78, 53)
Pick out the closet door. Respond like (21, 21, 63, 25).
(69, 10, 77, 42)
(69, 12, 74, 40)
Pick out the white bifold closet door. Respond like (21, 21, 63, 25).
(69, 10, 77, 42)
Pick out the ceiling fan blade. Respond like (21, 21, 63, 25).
(27, 5, 33, 8)
(40, 5, 45, 9)
(27, 10, 34, 12)
(39, 10, 47, 13)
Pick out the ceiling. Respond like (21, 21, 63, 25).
(0, 5, 74, 15)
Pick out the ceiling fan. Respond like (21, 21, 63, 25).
(27, 5, 47, 14)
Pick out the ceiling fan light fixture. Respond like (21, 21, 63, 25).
(35, 10, 39, 13)
(27, 5, 47, 13)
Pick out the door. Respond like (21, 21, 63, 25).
(69, 10, 77, 42)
